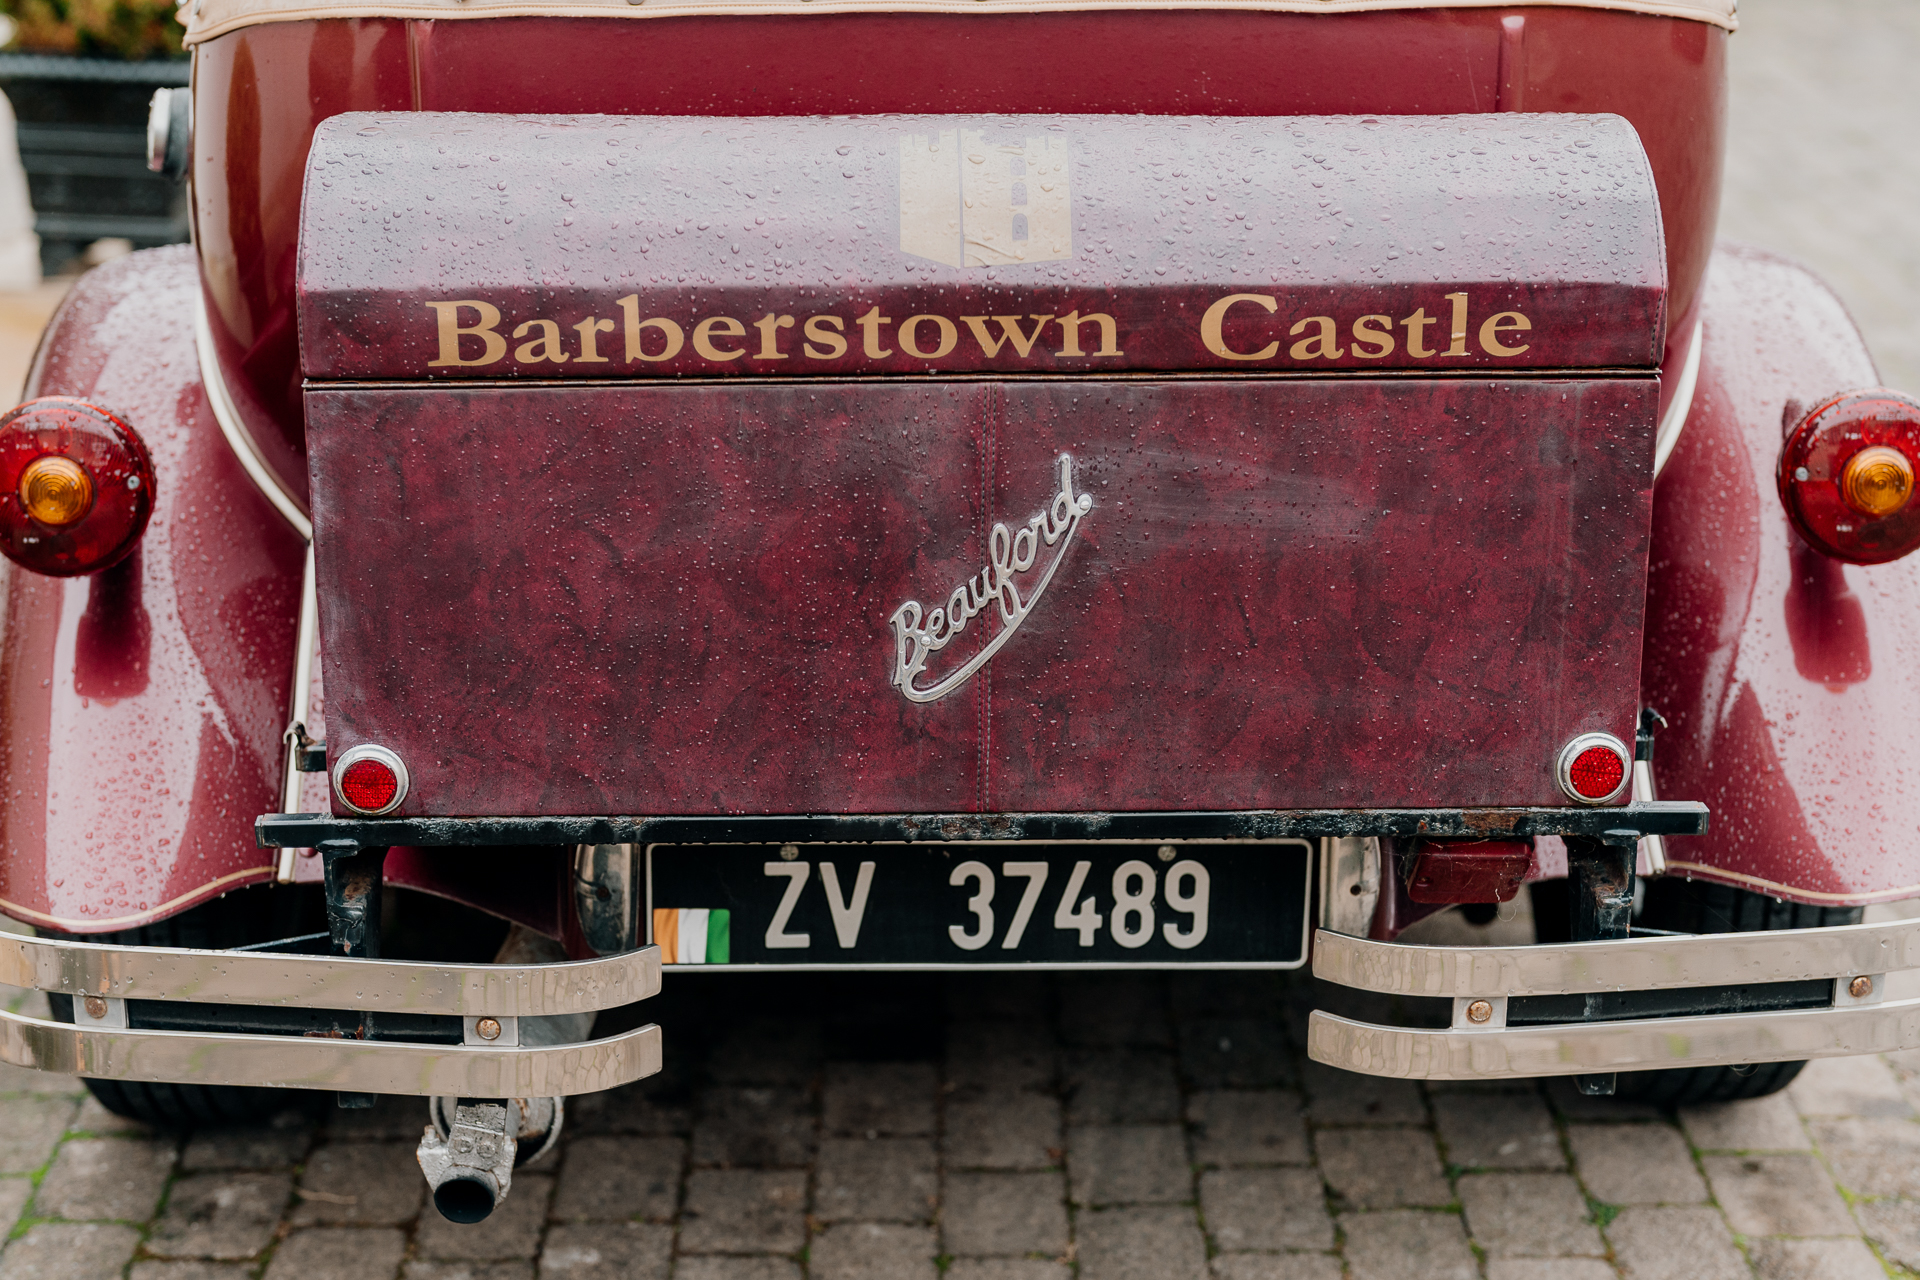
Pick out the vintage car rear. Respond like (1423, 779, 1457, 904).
(4, 0, 1920, 1222)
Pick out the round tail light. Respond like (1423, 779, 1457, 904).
(1779, 389, 1920, 565)
(1557, 733, 1629, 805)
(0, 397, 155, 577)
(333, 745, 410, 816)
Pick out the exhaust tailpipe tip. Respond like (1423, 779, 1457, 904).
(433, 1174, 499, 1224)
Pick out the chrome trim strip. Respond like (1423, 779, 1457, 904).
(1652, 316, 1703, 480)
(1307, 997, 1920, 1081)
(0, 935, 662, 1016)
(0, 1007, 661, 1096)
(276, 544, 319, 882)
(1311, 921, 1920, 999)
(193, 295, 312, 541)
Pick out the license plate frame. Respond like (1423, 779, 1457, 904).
(644, 840, 1312, 971)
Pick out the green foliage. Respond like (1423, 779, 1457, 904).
(3, 0, 185, 61)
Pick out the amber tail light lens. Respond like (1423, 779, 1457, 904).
(0, 397, 155, 577)
(1779, 390, 1920, 565)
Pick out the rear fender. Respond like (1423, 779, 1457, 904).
(0, 247, 306, 931)
(1644, 244, 1920, 905)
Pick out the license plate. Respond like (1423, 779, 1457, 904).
(644, 841, 1312, 969)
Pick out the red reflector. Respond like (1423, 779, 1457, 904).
(332, 745, 410, 815)
(0, 397, 155, 577)
(1568, 747, 1627, 801)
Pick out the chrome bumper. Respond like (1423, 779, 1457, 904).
(0, 934, 663, 1095)
(1308, 920, 1917, 1080)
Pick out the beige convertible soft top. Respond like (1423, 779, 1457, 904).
(181, 0, 1735, 46)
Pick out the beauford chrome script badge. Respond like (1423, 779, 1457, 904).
(888, 454, 1093, 704)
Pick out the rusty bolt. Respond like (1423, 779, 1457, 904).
(82, 996, 107, 1020)
(1465, 999, 1494, 1024)
(475, 1018, 503, 1041)
(1851, 976, 1875, 999)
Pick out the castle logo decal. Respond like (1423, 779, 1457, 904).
(900, 130, 1072, 269)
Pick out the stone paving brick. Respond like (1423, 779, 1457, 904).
(679, 1168, 807, 1253)
(1068, 1124, 1191, 1206)
(1680, 1095, 1809, 1152)
(943, 1170, 1068, 1255)
(1197, 1168, 1332, 1251)
(946, 1262, 1068, 1280)
(1341, 1210, 1477, 1280)
(1789, 1052, 1912, 1119)
(1064, 1050, 1182, 1124)
(1484, 1263, 1617, 1280)
(414, 1173, 553, 1261)
(1856, 1195, 1920, 1270)
(1187, 1091, 1308, 1167)
(1457, 1172, 1605, 1258)
(181, 1112, 313, 1170)
(1177, 1019, 1293, 1089)
(130, 1262, 255, 1280)
(707, 1020, 824, 1086)
(0, 1222, 142, 1280)
(404, 1263, 537, 1280)
(1701, 1153, 1856, 1237)
(821, 1062, 937, 1136)
(670, 1259, 802, 1280)
(70, 1095, 154, 1135)
(1075, 1204, 1207, 1280)
(1746, 1236, 1887, 1280)
(1433, 1092, 1562, 1171)
(1541, 1080, 1661, 1123)
(1314, 1128, 1450, 1209)
(0, 1094, 76, 1173)
(945, 1022, 1057, 1092)
(325, 1094, 423, 1141)
(1299, 1062, 1425, 1125)
(292, 1142, 425, 1226)
(1057, 977, 1172, 1049)
(1606, 1206, 1749, 1280)
(945, 1091, 1061, 1170)
(1208, 1255, 1343, 1280)
(0, 1059, 83, 1097)
(564, 1079, 692, 1136)
(815, 1136, 936, 1222)
(1809, 1116, 1920, 1198)
(1567, 1124, 1705, 1206)
(810, 1221, 939, 1280)
(34, 1135, 174, 1220)
(262, 1227, 407, 1280)
(533, 1223, 673, 1280)
(945, 974, 1050, 1020)
(692, 1086, 815, 1167)
(550, 1135, 682, 1222)
(0, 1175, 32, 1234)
(147, 1171, 293, 1259)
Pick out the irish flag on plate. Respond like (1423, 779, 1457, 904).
(653, 908, 731, 965)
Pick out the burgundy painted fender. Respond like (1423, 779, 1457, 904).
(0, 247, 305, 931)
(1644, 244, 1920, 905)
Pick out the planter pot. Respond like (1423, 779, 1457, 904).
(0, 52, 189, 274)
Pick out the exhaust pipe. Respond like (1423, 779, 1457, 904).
(418, 1096, 563, 1223)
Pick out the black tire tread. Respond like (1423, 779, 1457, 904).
(1613, 879, 1862, 1106)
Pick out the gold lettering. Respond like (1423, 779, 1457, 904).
(1351, 315, 1395, 359)
(426, 301, 508, 367)
(692, 316, 747, 362)
(803, 315, 848, 360)
(900, 314, 959, 360)
(961, 315, 1054, 359)
(753, 313, 795, 360)
(1444, 292, 1471, 357)
(1199, 294, 1278, 361)
(629, 317, 684, 363)
(856, 307, 894, 359)
(1480, 311, 1532, 357)
(1055, 310, 1121, 358)
(512, 319, 569, 365)
(1401, 308, 1438, 359)
(574, 316, 614, 363)
(1288, 316, 1343, 361)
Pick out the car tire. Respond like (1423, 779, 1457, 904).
(1612, 878, 1863, 1105)
(47, 889, 319, 1128)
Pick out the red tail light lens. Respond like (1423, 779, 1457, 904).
(333, 744, 410, 816)
(1556, 733, 1629, 805)
(1779, 390, 1920, 565)
(0, 397, 155, 577)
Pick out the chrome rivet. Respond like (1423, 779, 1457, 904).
(475, 1018, 502, 1041)
(1851, 976, 1874, 999)
(1466, 1000, 1494, 1024)
(82, 996, 107, 1019)
(780, 844, 799, 861)
(1157, 845, 1176, 863)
